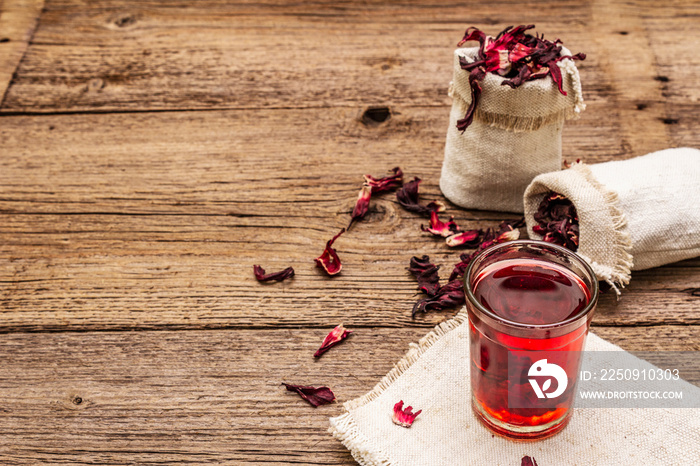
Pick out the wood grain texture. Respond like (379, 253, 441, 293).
(0, 0, 45, 103)
(1, 1, 699, 146)
(0, 1, 698, 463)
(0, 326, 696, 465)
(1, 108, 699, 332)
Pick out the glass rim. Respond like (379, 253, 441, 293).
(463, 239, 599, 331)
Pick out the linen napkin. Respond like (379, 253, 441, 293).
(329, 309, 700, 465)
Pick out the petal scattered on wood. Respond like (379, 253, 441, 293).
(348, 184, 373, 229)
(314, 229, 345, 275)
(412, 279, 466, 317)
(365, 167, 404, 194)
(282, 383, 336, 407)
(449, 251, 476, 282)
(446, 228, 483, 248)
(314, 324, 353, 358)
(422, 211, 461, 237)
(253, 265, 295, 282)
(407, 255, 441, 297)
(396, 178, 445, 217)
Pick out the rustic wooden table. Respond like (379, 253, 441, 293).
(1, 0, 698, 464)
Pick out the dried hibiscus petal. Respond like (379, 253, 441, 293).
(521, 456, 539, 466)
(480, 224, 520, 250)
(253, 265, 295, 282)
(412, 279, 466, 317)
(446, 228, 483, 248)
(457, 25, 585, 131)
(408, 255, 441, 297)
(477, 219, 523, 251)
(314, 324, 352, 358)
(449, 251, 475, 281)
(365, 167, 404, 193)
(349, 167, 404, 229)
(533, 192, 579, 251)
(282, 383, 336, 407)
(421, 211, 461, 237)
(315, 229, 345, 276)
(396, 177, 445, 217)
(392, 400, 422, 428)
(349, 184, 372, 228)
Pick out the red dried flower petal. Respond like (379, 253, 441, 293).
(534, 192, 579, 251)
(521, 456, 539, 466)
(392, 400, 422, 428)
(282, 383, 336, 407)
(502, 217, 526, 229)
(413, 279, 465, 317)
(449, 251, 475, 282)
(425, 200, 446, 213)
(396, 178, 444, 218)
(364, 167, 404, 194)
(456, 71, 483, 132)
(496, 224, 521, 242)
(253, 265, 295, 282)
(477, 219, 523, 251)
(314, 229, 345, 275)
(349, 184, 372, 229)
(421, 211, 461, 237)
(407, 255, 435, 274)
(446, 228, 483, 248)
(314, 324, 352, 358)
(408, 255, 441, 297)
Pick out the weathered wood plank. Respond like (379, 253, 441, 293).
(1, 0, 698, 144)
(0, 0, 44, 104)
(0, 326, 696, 464)
(1, 107, 698, 332)
(0, 209, 699, 331)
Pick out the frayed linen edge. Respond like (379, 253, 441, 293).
(568, 163, 634, 295)
(328, 309, 471, 466)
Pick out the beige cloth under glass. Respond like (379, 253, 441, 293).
(329, 309, 699, 466)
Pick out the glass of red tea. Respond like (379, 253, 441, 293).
(464, 240, 598, 440)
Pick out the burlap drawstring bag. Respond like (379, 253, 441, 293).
(524, 147, 700, 293)
(440, 46, 585, 213)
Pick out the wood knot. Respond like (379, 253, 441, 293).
(654, 75, 670, 83)
(72, 396, 83, 405)
(109, 13, 137, 28)
(86, 78, 105, 93)
(661, 118, 678, 125)
(362, 107, 391, 126)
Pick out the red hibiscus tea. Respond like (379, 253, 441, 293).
(464, 240, 598, 440)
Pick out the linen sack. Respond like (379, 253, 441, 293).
(524, 147, 700, 292)
(440, 46, 585, 213)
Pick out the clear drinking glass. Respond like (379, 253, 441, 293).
(464, 240, 598, 440)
